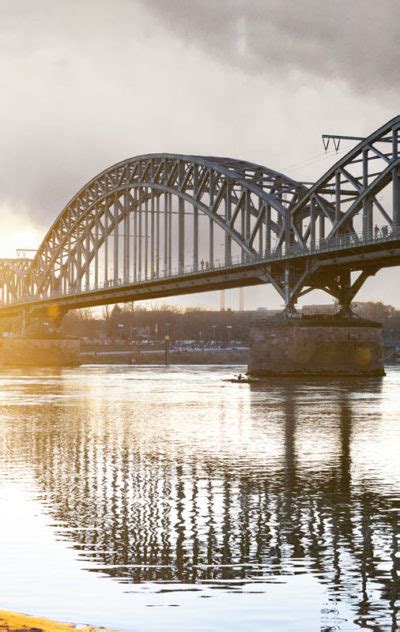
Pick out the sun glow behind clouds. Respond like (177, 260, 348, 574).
(0, 208, 43, 259)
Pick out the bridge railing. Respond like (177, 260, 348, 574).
(283, 222, 400, 258)
(3, 223, 400, 306)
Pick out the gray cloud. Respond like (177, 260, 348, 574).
(136, 0, 400, 92)
(0, 0, 396, 239)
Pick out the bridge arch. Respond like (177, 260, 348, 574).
(1, 117, 399, 316)
(25, 155, 306, 299)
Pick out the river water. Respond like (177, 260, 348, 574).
(0, 365, 398, 631)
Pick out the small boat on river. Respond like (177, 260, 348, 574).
(224, 374, 260, 384)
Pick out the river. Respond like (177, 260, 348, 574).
(0, 365, 398, 631)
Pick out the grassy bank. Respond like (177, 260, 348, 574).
(0, 610, 112, 632)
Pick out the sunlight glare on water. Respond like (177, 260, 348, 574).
(0, 365, 399, 631)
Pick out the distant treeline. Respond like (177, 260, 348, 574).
(61, 304, 264, 343)
(57, 301, 400, 343)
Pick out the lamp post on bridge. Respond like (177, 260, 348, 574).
(226, 325, 232, 348)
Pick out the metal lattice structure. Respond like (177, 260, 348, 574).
(0, 258, 33, 306)
(0, 116, 399, 320)
(25, 155, 306, 295)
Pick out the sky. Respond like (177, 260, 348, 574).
(0, 0, 399, 310)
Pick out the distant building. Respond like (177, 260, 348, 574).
(302, 304, 337, 315)
(256, 307, 281, 315)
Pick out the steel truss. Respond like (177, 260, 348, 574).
(0, 258, 32, 305)
(0, 116, 399, 320)
(252, 115, 400, 315)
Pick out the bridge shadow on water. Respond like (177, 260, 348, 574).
(0, 368, 398, 629)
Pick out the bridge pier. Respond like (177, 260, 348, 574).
(1, 336, 80, 367)
(251, 261, 385, 377)
(0, 306, 79, 367)
(248, 315, 384, 377)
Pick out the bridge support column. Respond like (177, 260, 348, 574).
(248, 316, 384, 377)
(2, 336, 80, 367)
(1, 306, 80, 367)
(258, 262, 317, 318)
(252, 262, 384, 376)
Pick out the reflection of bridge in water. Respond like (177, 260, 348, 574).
(1, 372, 398, 628)
(0, 116, 400, 323)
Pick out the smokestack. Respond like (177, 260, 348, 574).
(239, 287, 244, 311)
(220, 290, 225, 311)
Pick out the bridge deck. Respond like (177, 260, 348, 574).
(1, 230, 399, 319)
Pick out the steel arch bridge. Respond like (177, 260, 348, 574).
(0, 115, 400, 324)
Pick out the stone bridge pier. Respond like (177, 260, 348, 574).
(1, 306, 80, 367)
(249, 257, 385, 377)
(248, 316, 384, 377)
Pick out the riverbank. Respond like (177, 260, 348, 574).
(80, 345, 249, 365)
(0, 609, 112, 631)
(0, 338, 249, 366)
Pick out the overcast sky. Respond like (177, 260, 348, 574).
(0, 0, 399, 309)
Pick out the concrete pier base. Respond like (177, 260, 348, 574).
(1, 337, 81, 367)
(248, 316, 384, 377)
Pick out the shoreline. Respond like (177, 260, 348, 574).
(0, 609, 112, 632)
(80, 347, 249, 365)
